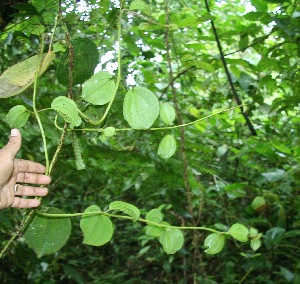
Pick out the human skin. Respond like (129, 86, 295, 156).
(0, 129, 50, 209)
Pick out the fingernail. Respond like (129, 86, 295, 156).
(10, 129, 18, 137)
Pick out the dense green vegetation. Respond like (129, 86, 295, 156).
(0, 0, 300, 283)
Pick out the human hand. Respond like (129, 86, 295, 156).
(0, 129, 50, 209)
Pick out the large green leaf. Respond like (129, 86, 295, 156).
(82, 71, 115, 105)
(159, 228, 184, 254)
(80, 205, 113, 246)
(24, 207, 72, 258)
(51, 96, 82, 128)
(228, 223, 249, 242)
(56, 38, 98, 86)
(0, 52, 55, 99)
(123, 87, 159, 129)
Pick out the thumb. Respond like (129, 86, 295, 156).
(1, 129, 22, 159)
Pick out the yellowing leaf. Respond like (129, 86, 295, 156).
(0, 52, 55, 99)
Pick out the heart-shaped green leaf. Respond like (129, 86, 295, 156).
(159, 228, 184, 254)
(24, 207, 72, 258)
(123, 87, 159, 129)
(80, 205, 113, 246)
(204, 233, 225, 255)
(6, 105, 30, 128)
(157, 134, 177, 159)
(51, 96, 81, 128)
(109, 201, 140, 222)
(82, 71, 115, 105)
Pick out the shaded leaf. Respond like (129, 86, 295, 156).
(24, 207, 71, 258)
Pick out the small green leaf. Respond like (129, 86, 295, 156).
(204, 233, 225, 255)
(0, 52, 55, 99)
(100, 126, 116, 142)
(72, 132, 85, 170)
(251, 196, 266, 211)
(159, 228, 184, 254)
(249, 227, 259, 238)
(51, 96, 81, 128)
(82, 71, 115, 105)
(129, 0, 149, 11)
(145, 209, 163, 223)
(6, 105, 30, 128)
(24, 207, 71, 258)
(159, 102, 176, 125)
(157, 134, 177, 159)
(80, 205, 113, 246)
(250, 238, 262, 252)
(228, 223, 249, 242)
(123, 87, 159, 129)
(109, 201, 140, 222)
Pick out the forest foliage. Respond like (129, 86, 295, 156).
(0, 0, 300, 283)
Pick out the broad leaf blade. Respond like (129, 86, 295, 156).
(82, 71, 115, 105)
(0, 52, 55, 98)
(228, 223, 249, 242)
(157, 134, 177, 159)
(6, 105, 30, 128)
(24, 207, 72, 258)
(204, 233, 225, 255)
(80, 205, 113, 246)
(159, 228, 184, 254)
(159, 102, 176, 125)
(123, 87, 159, 129)
(51, 96, 81, 128)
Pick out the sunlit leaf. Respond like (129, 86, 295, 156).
(129, 0, 149, 12)
(204, 233, 225, 254)
(109, 201, 140, 222)
(123, 87, 159, 129)
(51, 96, 81, 128)
(250, 238, 262, 251)
(80, 205, 113, 246)
(159, 102, 176, 125)
(0, 52, 55, 99)
(6, 105, 30, 128)
(228, 223, 249, 242)
(82, 71, 115, 105)
(24, 207, 71, 258)
(159, 228, 184, 254)
(157, 134, 177, 159)
(145, 209, 163, 223)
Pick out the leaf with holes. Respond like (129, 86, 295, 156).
(159, 228, 184, 254)
(82, 71, 115, 105)
(6, 105, 30, 128)
(51, 96, 81, 128)
(80, 205, 113, 246)
(123, 87, 159, 129)
(0, 52, 55, 99)
(157, 134, 177, 159)
(109, 201, 140, 222)
(204, 233, 225, 255)
(24, 207, 71, 258)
